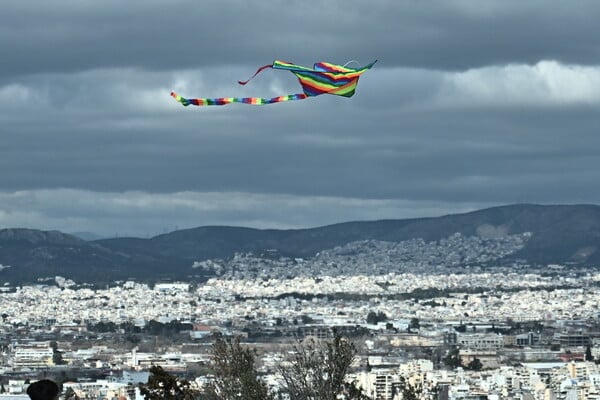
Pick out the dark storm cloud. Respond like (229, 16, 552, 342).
(2, 0, 600, 80)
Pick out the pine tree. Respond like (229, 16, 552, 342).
(443, 346, 462, 369)
(466, 358, 483, 371)
(140, 365, 199, 400)
(397, 376, 422, 400)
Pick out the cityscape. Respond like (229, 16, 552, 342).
(1, 231, 600, 399)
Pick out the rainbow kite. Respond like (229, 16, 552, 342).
(171, 60, 376, 107)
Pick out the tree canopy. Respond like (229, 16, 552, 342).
(279, 332, 369, 400)
(140, 365, 199, 400)
(203, 335, 273, 400)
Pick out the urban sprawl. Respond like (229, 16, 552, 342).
(2, 234, 600, 399)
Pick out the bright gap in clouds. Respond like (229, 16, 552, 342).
(0, 189, 491, 238)
(439, 61, 600, 106)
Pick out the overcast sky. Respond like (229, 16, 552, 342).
(2, 0, 600, 237)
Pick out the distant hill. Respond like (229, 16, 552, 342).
(1, 204, 600, 284)
(0, 228, 194, 284)
(70, 231, 105, 241)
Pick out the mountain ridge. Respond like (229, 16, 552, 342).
(1, 203, 599, 284)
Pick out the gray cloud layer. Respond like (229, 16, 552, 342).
(3, 1, 600, 77)
(1, 1, 599, 236)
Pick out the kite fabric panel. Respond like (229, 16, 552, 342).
(171, 59, 376, 107)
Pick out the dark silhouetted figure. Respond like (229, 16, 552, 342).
(26, 380, 59, 400)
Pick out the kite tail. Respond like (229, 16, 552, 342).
(170, 91, 308, 106)
(237, 64, 273, 85)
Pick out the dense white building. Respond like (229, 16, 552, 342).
(12, 342, 53, 369)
